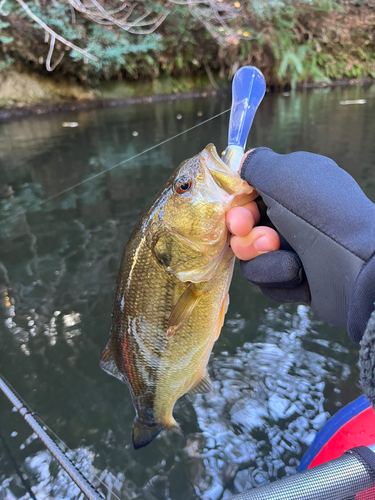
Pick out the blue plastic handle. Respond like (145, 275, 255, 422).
(228, 66, 266, 149)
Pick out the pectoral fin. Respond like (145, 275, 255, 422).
(189, 370, 213, 395)
(166, 283, 203, 339)
(215, 293, 229, 340)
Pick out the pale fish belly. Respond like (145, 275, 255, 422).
(152, 249, 235, 426)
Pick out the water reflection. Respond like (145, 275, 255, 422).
(0, 85, 374, 499)
(190, 305, 345, 499)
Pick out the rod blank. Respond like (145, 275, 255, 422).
(0, 375, 104, 500)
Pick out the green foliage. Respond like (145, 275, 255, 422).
(0, 54, 13, 70)
(1, 0, 165, 83)
(0, 19, 13, 43)
(0, 0, 374, 90)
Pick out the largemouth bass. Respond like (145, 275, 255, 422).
(100, 143, 255, 449)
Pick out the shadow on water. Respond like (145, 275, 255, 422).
(0, 85, 374, 499)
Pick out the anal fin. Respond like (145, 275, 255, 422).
(189, 370, 213, 395)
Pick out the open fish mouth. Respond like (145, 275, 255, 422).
(202, 144, 256, 210)
(201, 144, 244, 196)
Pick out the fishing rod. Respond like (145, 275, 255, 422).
(0, 374, 104, 500)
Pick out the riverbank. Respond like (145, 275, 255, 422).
(0, 70, 373, 122)
(1, 0, 374, 121)
(0, 87, 228, 121)
(0, 69, 227, 120)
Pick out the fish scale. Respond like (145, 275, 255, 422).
(100, 67, 266, 449)
(100, 144, 255, 449)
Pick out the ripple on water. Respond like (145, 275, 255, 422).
(0, 305, 350, 500)
(188, 305, 347, 499)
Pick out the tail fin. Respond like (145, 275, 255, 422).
(132, 418, 187, 449)
(170, 423, 188, 444)
(132, 419, 163, 450)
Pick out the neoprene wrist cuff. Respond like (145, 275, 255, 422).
(348, 256, 375, 343)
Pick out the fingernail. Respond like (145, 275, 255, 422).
(227, 220, 232, 233)
(254, 236, 271, 252)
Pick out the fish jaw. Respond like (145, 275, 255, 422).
(169, 144, 255, 283)
(149, 144, 256, 285)
(202, 143, 255, 203)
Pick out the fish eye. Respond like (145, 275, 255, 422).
(174, 177, 192, 195)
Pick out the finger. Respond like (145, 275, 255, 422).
(230, 226, 280, 261)
(226, 201, 260, 236)
(226, 203, 260, 237)
(241, 202, 261, 225)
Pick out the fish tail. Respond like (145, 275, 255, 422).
(132, 416, 187, 449)
(170, 422, 188, 443)
(132, 418, 163, 450)
(166, 415, 187, 443)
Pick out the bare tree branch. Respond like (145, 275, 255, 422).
(14, 0, 99, 67)
(67, 0, 170, 34)
(203, 59, 218, 89)
(169, 0, 256, 46)
(70, 3, 76, 24)
(46, 34, 65, 71)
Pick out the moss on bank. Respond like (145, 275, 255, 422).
(0, 70, 98, 107)
(0, 70, 221, 109)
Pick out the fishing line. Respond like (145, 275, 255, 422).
(0, 374, 122, 500)
(0, 105, 230, 497)
(0, 107, 230, 227)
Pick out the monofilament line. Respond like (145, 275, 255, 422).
(0, 107, 230, 227)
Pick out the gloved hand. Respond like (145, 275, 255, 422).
(227, 148, 375, 345)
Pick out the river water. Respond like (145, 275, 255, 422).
(0, 85, 374, 500)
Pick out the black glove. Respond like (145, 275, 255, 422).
(240, 148, 375, 345)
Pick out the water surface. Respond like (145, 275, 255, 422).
(0, 85, 374, 500)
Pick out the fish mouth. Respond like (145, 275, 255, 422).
(201, 143, 245, 195)
(202, 144, 256, 208)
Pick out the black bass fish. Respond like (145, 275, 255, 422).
(100, 143, 255, 449)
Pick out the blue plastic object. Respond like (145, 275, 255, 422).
(228, 66, 266, 149)
(222, 66, 266, 172)
(298, 395, 371, 471)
